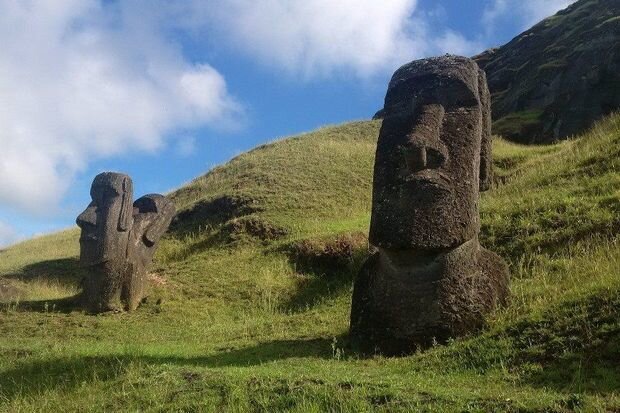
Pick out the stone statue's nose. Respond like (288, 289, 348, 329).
(405, 104, 447, 172)
(76, 204, 97, 227)
(406, 145, 446, 172)
(408, 146, 427, 172)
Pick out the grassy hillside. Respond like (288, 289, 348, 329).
(0, 114, 619, 412)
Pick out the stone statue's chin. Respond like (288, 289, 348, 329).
(79, 243, 106, 267)
(404, 180, 451, 196)
(79, 234, 97, 243)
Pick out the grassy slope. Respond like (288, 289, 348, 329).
(0, 115, 619, 412)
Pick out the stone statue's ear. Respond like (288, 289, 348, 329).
(118, 177, 132, 231)
(478, 68, 493, 192)
(144, 200, 175, 246)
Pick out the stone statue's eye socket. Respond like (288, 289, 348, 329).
(92, 192, 104, 205)
(454, 98, 478, 107)
(426, 148, 446, 168)
(455, 90, 478, 106)
(105, 188, 120, 197)
(440, 81, 477, 108)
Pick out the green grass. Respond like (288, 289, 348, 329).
(493, 109, 545, 140)
(491, 137, 564, 182)
(1, 114, 619, 412)
(596, 15, 620, 28)
(538, 60, 568, 71)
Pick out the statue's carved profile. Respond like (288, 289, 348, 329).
(76, 172, 175, 312)
(350, 56, 510, 355)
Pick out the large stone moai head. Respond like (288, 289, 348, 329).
(76, 172, 174, 312)
(369, 55, 492, 250)
(350, 56, 508, 356)
(76, 173, 133, 266)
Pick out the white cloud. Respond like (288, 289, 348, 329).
(193, 0, 422, 77)
(0, 1, 240, 215)
(180, 0, 480, 78)
(0, 221, 19, 249)
(483, 0, 577, 34)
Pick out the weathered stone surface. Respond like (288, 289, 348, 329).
(124, 194, 175, 311)
(350, 55, 509, 355)
(369, 56, 492, 250)
(76, 173, 175, 312)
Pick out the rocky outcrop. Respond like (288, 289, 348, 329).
(474, 0, 620, 143)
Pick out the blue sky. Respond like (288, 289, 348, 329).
(0, 0, 575, 247)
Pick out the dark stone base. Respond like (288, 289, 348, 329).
(349, 240, 509, 356)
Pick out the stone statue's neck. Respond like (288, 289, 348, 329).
(378, 237, 479, 269)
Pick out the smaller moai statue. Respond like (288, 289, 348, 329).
(76, 172, 175, 312)
(350, 56, 510, 355)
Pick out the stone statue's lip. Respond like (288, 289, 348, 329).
(403, 170, 451, 190)
(79, 235, 97, 242)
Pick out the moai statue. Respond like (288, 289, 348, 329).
(350, 56, 510, 355)
(76, 172, 175, 312)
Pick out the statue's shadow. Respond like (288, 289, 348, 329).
(273, 239, 368, 313)
(5, 257, 82, 286)
(0, 336, 344, 402)
(0, 257, 83, 312)
(3, 332, 616, 403)
(0, 295, 81, 313)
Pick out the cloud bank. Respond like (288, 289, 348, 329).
(189, 0, 575, 77)
(0, 1, 239, 215)
(182, 0, 481, 78)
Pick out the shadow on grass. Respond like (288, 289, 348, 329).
(166, 232, 223, 262)
(524, 334, 620, 393)
(0, 337, 343, 401)
(504, 291, 620, 394)
(3, 330, 618, 404)
(0, 257, 82, 310)
(277, 234, 369, 313)
(189, 336, 340, 367)
(4, 257, 83, 287)
(0, 295, 82, 313)
(282, 269, 354, 313)
(0, 355, 129, 402)
(481, 217, 620, 267)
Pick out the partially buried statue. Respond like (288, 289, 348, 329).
(76, 172, 175, 312)
(350, 55, 510, 355)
